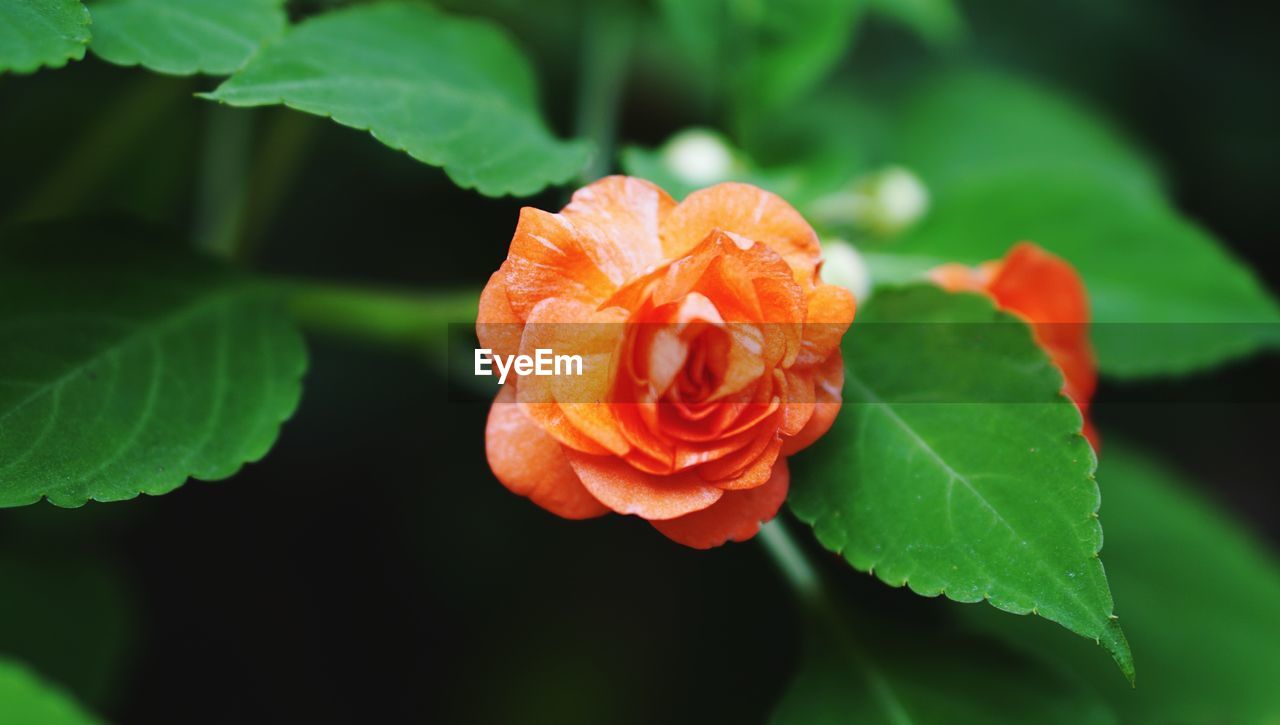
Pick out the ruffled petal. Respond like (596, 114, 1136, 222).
(476, 262, 522, 360)
(486, 385, 608, 519)
(565, 449, 724, 520)
(798, 283, 855, 366)
(650, 459, 790, 549)
(516, 297, 631, 456)
(661, 183, 823, 286)
(503, 207, 618, 317)
(562, 176, 674, 285)
(781, 353, 845, 456)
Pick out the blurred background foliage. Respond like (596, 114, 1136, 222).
(1, 0, 1278, 722)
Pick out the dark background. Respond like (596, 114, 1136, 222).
(0, 0, 1276, 721)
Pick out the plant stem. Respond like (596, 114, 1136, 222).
(194, 105, 255, 259)
(758, 518, 824, 608)
(235, 110, 320, 264)
(287, 279, 479, 352)
(573, 1, 635, 185)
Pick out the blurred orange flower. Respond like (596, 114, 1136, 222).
(932, 242, 1099, 449)
(478, 176, 855, 547)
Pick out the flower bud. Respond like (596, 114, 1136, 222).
(811, 165, 929, 237)
(820, 239, 872, 303)
(662, 128, 737, 186)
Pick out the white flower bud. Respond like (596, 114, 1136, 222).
(663, 128, 736, 186)
(820, 239, 872, 303)
(809, 165, 929, 237)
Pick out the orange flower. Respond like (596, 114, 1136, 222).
(931, 242, 1099, 448)
(478, 177, 855, 548)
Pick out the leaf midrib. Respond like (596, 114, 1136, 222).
(841, 366, 1105, 627)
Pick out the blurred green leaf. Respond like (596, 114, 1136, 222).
(0, 658, 100, 724)
(0, 555, 133, 709)
(880, 168, 1280, 377)
(867, 0, 966, 47)
(0, 0, 91, 74)
(963, 443, 1280, 722)
(895, 70, 1161, 196)
(868, 70, 1280, 376)
(203, 2, 591, 197)
(86, 0, 286, 75)
(790, 285, 1132, 679)
(658, 0, 866, 122)
(0, 222, 306, 507)
(774, 630, 1115, 724)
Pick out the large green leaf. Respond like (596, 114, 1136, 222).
(0, 0, 91, 74)
(86, 0, 286, 75)
(0, 658, 99, 725)
(789, 285, 1132, 679)
(203, 2, 591, 197)
(871, 70, 1280, 376)
(893, 71, 1162, 196)
(658, 0, 865, 120)
(878, 168, 1280, 377)
(963, 443, 1280, 722)
(0, 222, 306, 507)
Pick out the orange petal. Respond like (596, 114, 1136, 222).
(985, 242, 1097, 436)
(503, 207, 618, 317)
(565, 449, 723, 520)
(516, 297, 630, 456)
(651, 459, 790, 549)
(661, 183, 822, 286)
(780, 353, 844, 456)
(476, 262, 522, 360)
(486, 385, 608, 519)
(798, 283, 855, 366)
(562, 176, 674, 285)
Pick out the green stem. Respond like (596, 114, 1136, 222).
(758, 518, 824, 609)
(194, 105, 255, 259)
(287, 279, 479, 352)
(236, 110, 320, 264)
(573, 1, 635, 184)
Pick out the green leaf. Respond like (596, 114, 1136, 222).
(894, 70, 1162, 197)
(658, 0, 865, 120)
(0, 658, 100, 725)
(962, 443, 1280, 722)
(774, 629, 1116, 724)
(86, 0, 287, 75)
(867, 0, 966, 47)
(0, 0, 91, 74)
(789, 285, 1132, 680)
(203, 2, 591, 197)
(0, 554, 133, 709)
(0, 222, 307, 507)
(879, 168, 1280, 377)
(864, 70, 1280, 376)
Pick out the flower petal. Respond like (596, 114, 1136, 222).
(477, 261, 522, 360)
(486, 385, 608, 519)
(565, 449, 723, 520)
(503, 207, 618, 317)
(563, 176, 674, 285)
(661, 183, 823, 285)
(780, 353, 844, 455)
(650, 459, 790, 549)
(798, 283, 856, 366)
(516, 297, 630, 456)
